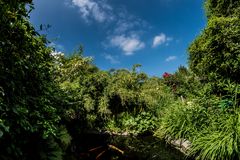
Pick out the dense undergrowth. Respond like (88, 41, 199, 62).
(155, 0, 240, 159)
(1, 0, 240, 160)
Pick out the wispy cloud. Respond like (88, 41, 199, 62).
(68, 0, 149, 56)
(165, 56, 177, 62)
(105, 9, 148, 56)
(152, 33, 172, 48)
(104, 54, 120, 64)
(114, 21, 135, 34)
(113, 9, 149, 35)
(70, 0, 113, 23)
(110, 34, 145, 55)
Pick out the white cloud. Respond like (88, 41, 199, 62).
(71, 0, 113, 23)
(110, 35, 145, 55)
(152, 33, 172, 48)
(104, 10, 149, 55)
(69, 0, 150, 56)
(165, 56, 177, 62)
(113, 10, 149, 35)
(114, 21, 134, 34)
(104, 54, 120, 64)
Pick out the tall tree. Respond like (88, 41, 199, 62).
(188, 0, 240, 93)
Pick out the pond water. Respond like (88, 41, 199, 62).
(65, 133, 190, 160)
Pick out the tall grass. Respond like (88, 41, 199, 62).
(189, 112, 240, 160)
(155, 99, 210, 140)
(155, 91, 240, 160)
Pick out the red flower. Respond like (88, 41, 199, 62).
(163, 72, 171, 78)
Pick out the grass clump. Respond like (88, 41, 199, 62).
(155, 83, 240, 160)
(189, 111, 240, 160)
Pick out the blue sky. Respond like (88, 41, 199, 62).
(30, 0, 206, 76)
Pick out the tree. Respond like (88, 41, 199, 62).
(188, 0, 240, 93)
(0, 0, 60, 158)
(205, 0, 240, 17)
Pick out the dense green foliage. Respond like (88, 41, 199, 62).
(1, 0, 240, 159)
(53, 52, 173, 134)
(205, 0, 240, 17)
(156, 0, 240, 159)
(189, 0, 240, 94)
(162, 66, 202, 98)
(0, 0, 62, 159)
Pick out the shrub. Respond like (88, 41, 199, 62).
(106, 112, 158, 135)
(162, 66, 202, 98)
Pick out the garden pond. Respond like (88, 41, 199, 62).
(65, 133, 191, 160)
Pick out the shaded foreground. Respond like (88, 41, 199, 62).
(65, 133, 189, 160)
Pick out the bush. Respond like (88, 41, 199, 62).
(105, 112, 158, 135)
(0, 1, 60, 159)
(162, 66, 202, 98)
